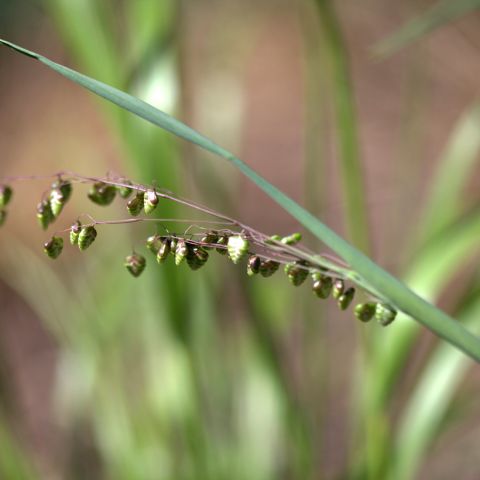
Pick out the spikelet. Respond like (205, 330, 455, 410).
(88, 182, 116, 206)
(312, 273, 333, 299)
(36, 199, 54, 230)
(200, 231, 219, 250)
(332, 279, 345, 299)
(215, 235, 229, 255)
(70, 220, 82, 245)
(247, 255, 261, 276)
(49, 187, 66, 217)
(175, 239, 188, 266)
(227, 235, 249, 264)
(375, 303, 397, 326)
(337, 287, 355, 310)
(146, 235, 163, 255)
(187, 246, 209, 271)
(78, 225, 97, 251)
(354, 303, 376, 322)
(124, 253, 146, 277)
(43, 236, 63, 259)
(259, 259, 280, 277)
(284, 261, 309, 286)
(127, 191, 144, 216)
(117, 180, 133, 199)
(0, 184, 13, 207)
(156, 238, 171, 263)
(52, 179, 72, 203)
(144, 189, 159, 214)
(281, 233, 302, 246)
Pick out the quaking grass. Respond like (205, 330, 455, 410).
(0, 171, 397, 326)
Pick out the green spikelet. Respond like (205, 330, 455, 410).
(265, 234, 281, 245)
(375, 303, 397, 326)
(0, 209, 6, 227)
(144, 189, 159, 214)
(354, 303, 377, 322)
(284, 261, 309, 286)
(156, 238, 171, 263)
(124, 253, 146, 277)
(215, 235, 229, 255)
(247, 255, 261, 276)
(169, 237, 178, 254)
(187, 246, 209, 271)
(312, 273, 333, 299)
(281, 233, 302, 246)
(70, 220, 82, 245)
(227, 235, 249, 264)
(146, 235, 163, 254)
(43, 236, 63, 259)
(87, 182, 116, 206)
(332, 278, 345, 299)
(127, 191, 144, 216)
(52, 179, 72, 203)
(36, 199, 54, 230)
(49, 188, 66, 217)
(338, 287, 355, 310)
(259, 259, 280, 277)
(175, 239, 188, 266)
(200, 231, 219, 250)
(78, 225, 97, 251)
(0, 185, 13, 207)
(117, 180, 133, 199)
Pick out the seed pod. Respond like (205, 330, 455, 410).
(70, 220, 82, 245)
(332, 278, 345, 299)
(337, 287, 355, 311)
(49, 188, 66, 217)
(117, 180, 133, 199)
(215, 235, 228, 255)
(354, 303, 377, 322)
(43, 236, 63, 259)
(281, 233, 302, 246)
(146, 235, 163, 254)
(312, 274, 333, 299)
(127, 191, 144, 216)
(156, 238, 171, 264)
(187, 246, 209, 271)
(144, 189, 159, 214)
(375, 303, 397, 326)
(227, 235, 249, 264)
(200, 231, 219, 250)
(87, 182, 116, 206)
(124, 253, 146, 277)
(0, 209, 6, 227)
(0, 184, 13, 207)
(247, 255, 261, 276)
(284, 261, 309, 286)
(169, 237, 178, 254)
(36, 199, 54, 230)
(265, 234, 282, 245)
(175, 239, 189, 266)
(78, 225, 97, 251)
(259, 259, 280, 277)
(52, 179, 72, 203)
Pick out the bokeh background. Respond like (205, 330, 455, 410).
(1, 1, 480, 479)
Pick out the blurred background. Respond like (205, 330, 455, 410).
(1, 0, 480, 479)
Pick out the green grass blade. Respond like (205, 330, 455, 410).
(391, 295, 480, 480)
(1, 38, 480, 361)
(415, 103, 480, 247)
(313, 0, 370, 251)
(375, 0, 480, 57)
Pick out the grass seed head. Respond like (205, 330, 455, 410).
(70, 220, 82, 245)
(43, 236, 63, 259)
(124, 253, 146, 277)
(144, 189, 159, 214)
(247, 255, 261, 276)
(127, 191, 144, 216)
(117, 180, 133, 199)
(337, 287, 355, 310)
(312, 274, 333, 299)
(36, 199, 54, 230)
(332, 278, 345, 299)
(354, 303, 376, 322)
(78, 225, 97, 251)
(375, 303, 397, 326)
(88, 182, 116, 206)
(227, 235, 249, 264)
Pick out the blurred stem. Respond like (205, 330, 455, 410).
(312, 0, 370, 253)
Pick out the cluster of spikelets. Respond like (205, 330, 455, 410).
(0, 177, 397, 327)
